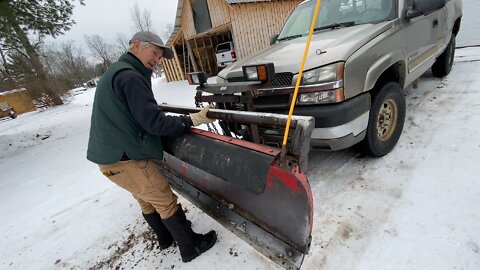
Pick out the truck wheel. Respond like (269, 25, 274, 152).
(432, 34, 455, 78)
(10, 111, 17, 119)
(360, 82, 406, 157)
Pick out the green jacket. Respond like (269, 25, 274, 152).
(86, 53, 164, 164)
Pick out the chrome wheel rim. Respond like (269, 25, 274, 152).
(377, 99, 398, 141)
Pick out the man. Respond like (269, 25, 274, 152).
(87, 31, 217, 263)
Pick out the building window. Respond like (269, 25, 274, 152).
(191, 0, 212, 33)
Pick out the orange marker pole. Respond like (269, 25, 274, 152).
(281, 0, 322, 161)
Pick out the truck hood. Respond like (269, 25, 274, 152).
(218, 22, 393, 80)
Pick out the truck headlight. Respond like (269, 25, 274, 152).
(242, 63, 275, 83)
(297, 88, 345, 104)
(216, 76, 226, 84)
(293, 62, 345, 104)
(300, 62, 344, 84)
(187, 72, 208, 85)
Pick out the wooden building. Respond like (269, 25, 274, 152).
(0, 88, 36, 114)
(162, 0, 302, 82)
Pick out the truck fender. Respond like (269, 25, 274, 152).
(364, 50, 407, 92)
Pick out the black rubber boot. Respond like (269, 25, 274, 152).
(142, 212, 174, 249)
(162, 204, 217, 262)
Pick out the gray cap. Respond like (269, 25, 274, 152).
(130, 31, 174, 59)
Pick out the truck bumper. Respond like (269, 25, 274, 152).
(274, 92, 371, 150)
(218, 61, 236, 68)
(309, 112, 368, 150)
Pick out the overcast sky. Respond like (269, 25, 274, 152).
(50, 0, 178, 50)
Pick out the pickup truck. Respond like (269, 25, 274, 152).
(215, 41, 237, 68)
(209, 0, 462, 157)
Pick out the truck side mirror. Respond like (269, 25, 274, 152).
(405, 0, 446, 20)
(270, 34, 279, 46)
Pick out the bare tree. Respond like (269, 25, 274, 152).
(43, 41, 91, 87)
(160, 23, 174, 42)
(0, 42, 16, 90)
(114, 32, 130, 53)
(130, 2, 153, 32)
(84, 34, 116, 69)
(0, 0, 85, 105)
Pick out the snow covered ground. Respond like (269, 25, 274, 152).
(2, 7, 480, 270)
(456, 0, 480, 47)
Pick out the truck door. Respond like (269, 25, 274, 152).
(403, 0, 446, 85)
(442, 0, 456, 45)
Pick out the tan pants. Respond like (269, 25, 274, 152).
(99, 160, 178, 218)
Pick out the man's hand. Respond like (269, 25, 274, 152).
(190, 105, 215, 126)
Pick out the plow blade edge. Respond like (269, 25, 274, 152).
(157, 128, 313, 269)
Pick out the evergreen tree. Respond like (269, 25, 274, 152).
(0, 0, 84, 105)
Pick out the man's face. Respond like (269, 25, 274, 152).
(131, 41, 164, 70)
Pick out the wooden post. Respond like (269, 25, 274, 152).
(182, 38, 188, 74)
(201, 37, 212, 74)
(193, 37, 204, 71)
(173, 47, 185, 80)
(163, 60, 172, 82)
(186, 38, 199, 72)
(209, 35, 219, 74)
(166, 60, 175, 82)
(161, 60, 169, 82)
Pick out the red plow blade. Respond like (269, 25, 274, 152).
(157, 107, 315, 269)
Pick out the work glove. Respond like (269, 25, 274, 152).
(190, 105, 215, 126)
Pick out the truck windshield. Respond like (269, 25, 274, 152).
(277, 0, 396, 41)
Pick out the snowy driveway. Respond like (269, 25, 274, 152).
(1, 3, 480, 269)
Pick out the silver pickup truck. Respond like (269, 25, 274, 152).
(211, 0, 462, 157)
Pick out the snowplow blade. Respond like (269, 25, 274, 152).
(156, 106, 314, 270)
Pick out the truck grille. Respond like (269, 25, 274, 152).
(272, 72, 293, 86)
(253, 95, 291, 111)
(227, 72, 293, 86)
(226, 72, 294, 110)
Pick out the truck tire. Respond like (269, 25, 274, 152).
(10, 111, 17, 119)
(360, 82, 406, 157)
(432, 34, 455, 78)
